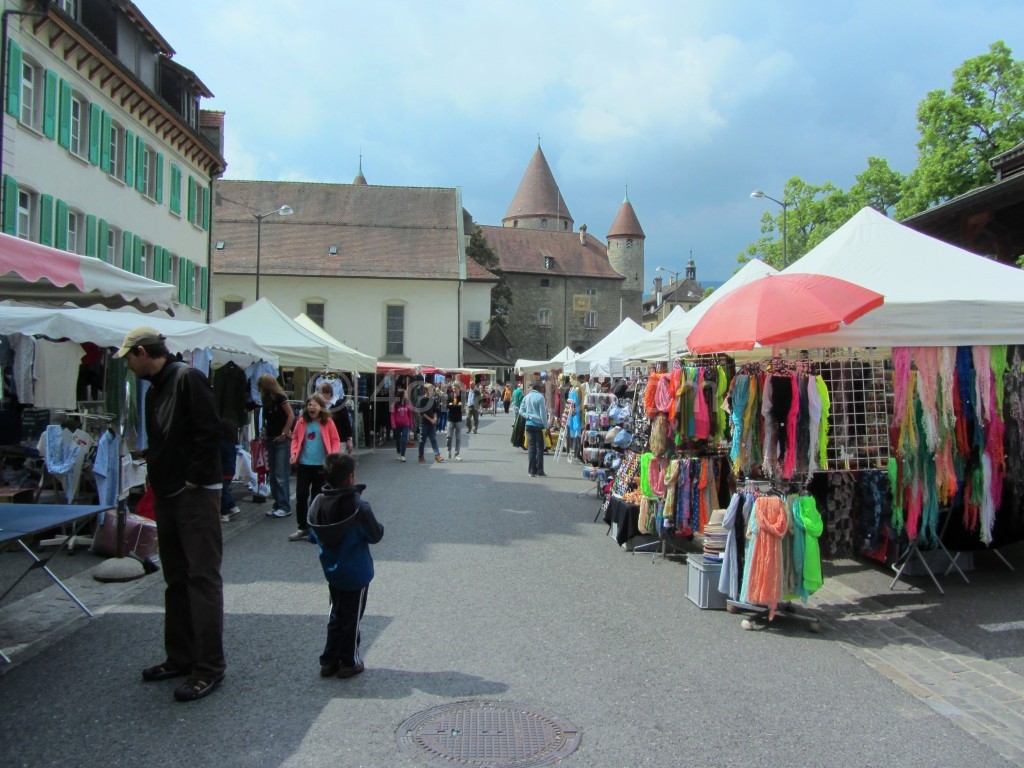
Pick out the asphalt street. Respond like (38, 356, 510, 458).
(1, 411, 1022, 767)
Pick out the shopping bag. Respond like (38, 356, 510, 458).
(250, 437, 268, 474)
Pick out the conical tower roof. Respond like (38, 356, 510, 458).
(352, 155, 367, 186)
(503, 145, 573, 226)
(607, 191, 644, 239)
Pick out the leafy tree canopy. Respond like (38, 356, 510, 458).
(467, 225, 513, 328)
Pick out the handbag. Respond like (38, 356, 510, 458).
(250, 437, 268, 474)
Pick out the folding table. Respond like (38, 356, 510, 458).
(0, 503, 112, 663)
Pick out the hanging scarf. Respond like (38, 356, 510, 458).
(718, 493, 742, 600)
(716, 366, 729, 438)
(914, 346, 940, 452)
(888, 457, 903, 532)
(892, 347, 913, 428)
(789, 496, 808, 602)
(746, 496, 789, 620)
(807, 375, 823, 473)
(938, 346, 956, 436)
(730, 375, 750, 465)
(799, 495, 824, 595)
(783, 374, 800, 479)
(815, 376, 831, 470)
(694, 368, 710, 440)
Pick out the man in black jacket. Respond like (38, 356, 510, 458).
(115, 327, 226, 702)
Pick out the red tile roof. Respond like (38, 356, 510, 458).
(607, 198, 645, 239)
(477, 225, 625, 280)
(213, 180, 476, 281)
(502, 146, 573, 226)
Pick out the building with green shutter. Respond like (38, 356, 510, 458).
(1, 0, 225, 319)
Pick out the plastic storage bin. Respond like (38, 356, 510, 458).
(686, 555, 727, 610)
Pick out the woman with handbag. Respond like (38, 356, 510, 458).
(258, 374, 296, 519)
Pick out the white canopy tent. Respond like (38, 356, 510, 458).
(780, 207, 1024, 348)
(0, 305, 279, 367)
(292, 312, 378, 373)
(516, 346, 579, 375)
(214, 298, 376, 372)
(563, 318, 649, 377)
(0, 231, 175, 314)
(624, 259, 779, 360)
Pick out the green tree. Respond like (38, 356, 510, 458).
(896, 41, 1024, 218)
(467, 225, 513, 328)
(850, 156, 906, 215)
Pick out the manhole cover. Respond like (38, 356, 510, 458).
(397, 700, 581, 767)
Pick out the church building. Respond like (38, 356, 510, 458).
(476, 143, 644, 361)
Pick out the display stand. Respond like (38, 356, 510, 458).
(631, 531, 689, 561)
(889, 509, 971, 595)
(726, 599, 821, 633)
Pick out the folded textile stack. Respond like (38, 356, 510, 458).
(702, 509, 727, 563)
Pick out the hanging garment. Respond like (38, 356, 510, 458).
(718, 493, 743, 600)
(745, 495, 789, 619)
(799, 495, 824, 595)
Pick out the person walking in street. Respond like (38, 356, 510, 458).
(115, 327, 226, 702)
(446, 381, 465, 461)
(417, 383, 443, 463)
(520, 381, 549, 477)
(257, 374, 296, 519)
(502, 383, 512, 414)
(307, 452, 384, 679)
(435, 382, 449, 434)
(289, 395, 341, 542)
(390, 388, 414, 462)
(511, 381, 524, 419)
(466, 383, 480, 434)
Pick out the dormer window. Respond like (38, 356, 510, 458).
(544, 256, 554, 270)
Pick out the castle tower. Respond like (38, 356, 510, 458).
(352, 154, 367, 185)
(606, 189, 645, 294)
(503, 142, 573, 232)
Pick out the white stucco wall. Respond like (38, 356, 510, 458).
(213, 275, 493, 368)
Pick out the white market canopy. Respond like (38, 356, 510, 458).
(214, 298, 376, 372)
(780, 207, 1024, 348)
(293, 312, 377, 373)
(516, 346, 578, 375)
(0, 231, 175, 314)
(563, 318, 649, 377)
(624, 259, 779, 360)
(0, 305, 279, 367)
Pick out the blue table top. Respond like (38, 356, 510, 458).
(0, 504, 113, 544)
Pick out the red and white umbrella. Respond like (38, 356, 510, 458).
(684, 273, 884, 353)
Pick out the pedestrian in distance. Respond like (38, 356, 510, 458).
(257, 373, 296, 518)
(435, 382, 449, 434)
(521, 381, 549, 478)
(502, 383, 512, 414)
(307, 452, 384, 678)
(319, 381, 354, 455)
(218, 418, 241, 523)
(289, 394, 341, 542)
(446, 381, 465, 461)
(417, 383, 443, 463)
(466, 383, 481, 434)
(390, 388, 414, 462)
(116, 326, 226, 702)
(511, 381, 524, 419)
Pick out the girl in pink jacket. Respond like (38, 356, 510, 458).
(288, 394, 341, 542)
(390, 388, 414, 462)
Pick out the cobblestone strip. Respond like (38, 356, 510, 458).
(0, 511, 260, 671)
(811, 580, 1024, 766)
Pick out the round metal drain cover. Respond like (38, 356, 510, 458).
(397, 700, 581, 767)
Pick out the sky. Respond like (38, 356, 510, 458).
(143, 1, 1024, 287)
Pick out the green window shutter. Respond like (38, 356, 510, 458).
(154, 152, 164, 204)
(123, 130, 134, 186)
(177, 258, 187, 303)
(169, 164, 181, 214)
(58, 79, 72, 148)
(99, 111, 111, 171)
(88, 104, 101, 164)
(187, 176, 196, 223)
(85, 214, 97, 257)
(6, 40, 21, 118)
(43, 70, 58, 139)
(132, 234, 143, 275)
(2, 175, 18, 235)
(55, 199, 69, 250)
(39, 193, 53, 245)
(135, 139, 146, 192)
(97, 219, 108, 262)
(201, 186, 209, 230)
(152, 246, 162, 282)
(121, 230, 133, 271)
(200, 265, 208, 310)
(185, 258, 194, 306)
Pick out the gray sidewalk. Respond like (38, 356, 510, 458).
(1, 412, 1022, 767)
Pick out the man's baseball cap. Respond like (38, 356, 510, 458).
(113, 326, 166, 358)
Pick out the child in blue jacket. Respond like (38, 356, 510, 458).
(307, 452, 384, 678)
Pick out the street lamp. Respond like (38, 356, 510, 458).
(656, 265, 681, 284)
(750, 189, 790, 268)
(254, 204, 294, 300)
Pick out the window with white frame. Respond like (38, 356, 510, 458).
(584, 311, 598, 329)
(386, 305, 404, 357)
(56, 0, 77, 17)
(142, 145, 158, 199)
(66, 209, 84, 254)
(140, 242, 154, 279)
(16, 188, 35, 240)
(19, 58, 42, 131)
(467, 320, 482, 341)
(170, 254, 180, 300)
(69, 94, 86, 157)
(191, 184, 205, 228)
(108, 121, 123, 180)
(191, 263, 202, 308)
(537, 308, 551, 327)
(585, 287, 598, 298)
(105, 224, 121, 264)
(306, 301, 325, 328)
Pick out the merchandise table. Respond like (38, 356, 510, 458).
(0, 503, 112, 662)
